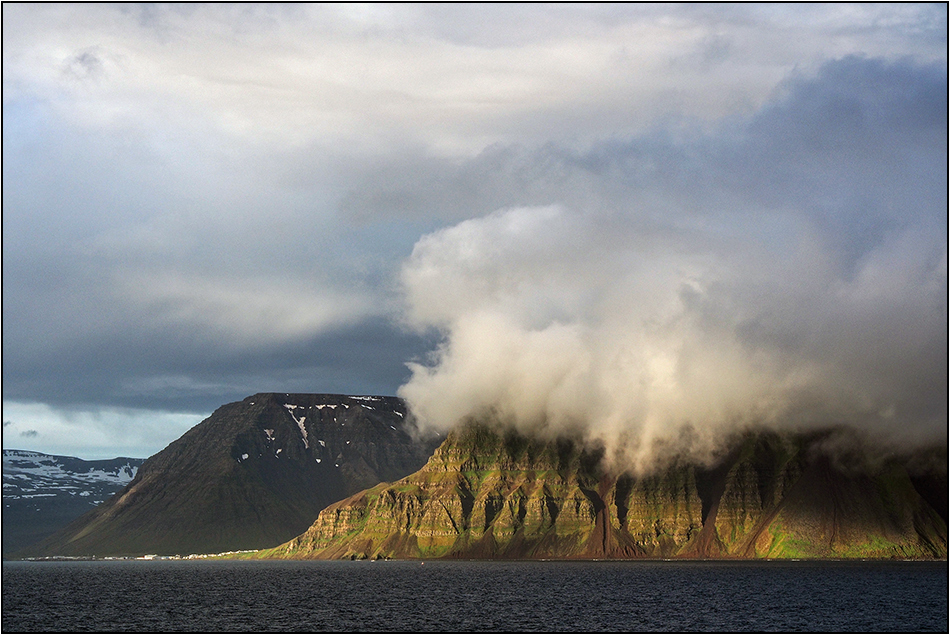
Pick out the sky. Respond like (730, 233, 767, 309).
(2, 3, 947, 461)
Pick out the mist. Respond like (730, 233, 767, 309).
(397, 57, 948, 472)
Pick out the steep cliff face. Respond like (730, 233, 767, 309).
(264, 424, 947, 560)
(21, 394, 438, 557)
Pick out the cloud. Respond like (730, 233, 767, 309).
(19, 430, 39, 438)
(116, 272, 379, 348)
(2, 5, 945, 460)
(2, 316, 430, 415)
(397, 57, 947, 471)
(3, 4, 944, 155)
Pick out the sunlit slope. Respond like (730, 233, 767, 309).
(263, 424, 947, 560)
(20, 394, 438, 557)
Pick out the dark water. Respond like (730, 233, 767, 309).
(2, 560, 947, 632)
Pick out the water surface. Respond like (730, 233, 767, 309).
(3, 560, 946, 632)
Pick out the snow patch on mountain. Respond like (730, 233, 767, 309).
(284, 404, 309, 448)
(3, 450, 139, 494)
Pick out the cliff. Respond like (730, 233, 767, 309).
(263, 423, 947, 560)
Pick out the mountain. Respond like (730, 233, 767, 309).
(2, 450, 144, 555)
(263, 423, 948, 560)
(19, 393, 439, 558)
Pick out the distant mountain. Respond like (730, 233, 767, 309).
(264, 423, 948, 560)
(2, 450, 144, 555)
(20, 394, 439, 557)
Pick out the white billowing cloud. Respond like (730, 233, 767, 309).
(399, 203, 945, 471)
(398, 205, 785, 465)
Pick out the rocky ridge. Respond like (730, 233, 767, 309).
(263, 423, 947, 560)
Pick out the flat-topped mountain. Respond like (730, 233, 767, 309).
(2, 450, 144, 555)
(21, 393, 439, 557)
(264, 423, 947, 560)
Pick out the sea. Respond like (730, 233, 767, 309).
(2, 559, 947, 633)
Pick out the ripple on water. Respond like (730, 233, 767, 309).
(2, 560, 947, 633)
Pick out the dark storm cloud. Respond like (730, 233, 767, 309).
(3, 297, 430, 413)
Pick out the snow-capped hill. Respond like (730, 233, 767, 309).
(2, 449, 145, 555)
(4, 449, 140, 490)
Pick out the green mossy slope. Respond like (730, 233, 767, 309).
(262, 424, 947, 561)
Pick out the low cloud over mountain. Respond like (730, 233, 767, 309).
(399, 57, 947, 470)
